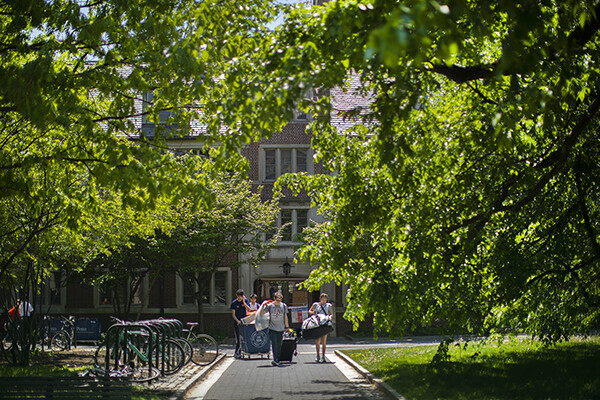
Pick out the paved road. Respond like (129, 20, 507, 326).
(185, 336, 441, 400)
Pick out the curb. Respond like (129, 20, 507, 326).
(168, 353, 227, 400)
(334, 350, 406, 400)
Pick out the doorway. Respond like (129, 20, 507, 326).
(254, 278, 316, 307)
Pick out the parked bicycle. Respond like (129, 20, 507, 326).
(183, 322, 218, 366)
(94, 317, 184, 382)
(49, 316, 75, 351)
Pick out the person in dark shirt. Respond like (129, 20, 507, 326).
(230, 289, 250, 359)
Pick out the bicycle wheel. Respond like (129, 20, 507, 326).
(190, 334, 218, 366)
(1, 332, 13, 352)
(50, 331, 69, 351)
(173, 338, 193, 365)
(152, 339, 185, 375)
(130, 364, 160, 382)
(93, 344, 107, 368)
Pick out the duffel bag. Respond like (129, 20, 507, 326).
(302, 324, 333, 340)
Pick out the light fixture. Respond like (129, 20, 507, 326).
(280, 257, 294, 276)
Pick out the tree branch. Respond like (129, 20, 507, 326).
(428, 2, 600, 83)
(446, 94, 600, 233)
(574, 154, 600, 256)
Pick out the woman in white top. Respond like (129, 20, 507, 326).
(308, 293, 333, 362)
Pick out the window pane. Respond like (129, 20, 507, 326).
(50, 271, 61, 305)
(142, 92, 153, 124)
(183, 276, 196, 305)
(281, 209, 292, 241)
(214, 272, 226, 304)
(296, 209, 309, 236)
(281, 149, 292, 175)
(159, 110, 174, 124)
(296, 149, 307, 172)
(265, 149, 276, 180)
(200, 280, 210, 304)
(131, 282, 143, 305)
(295, 108, 307, 120)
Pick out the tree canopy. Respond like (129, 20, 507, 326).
(214, 0, 600, 341)
(3, 0, 600, 345)
(0, 0, 279, 296)
(0, 0, 280, 364)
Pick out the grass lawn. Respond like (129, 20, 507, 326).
(341, 336, 600, 400)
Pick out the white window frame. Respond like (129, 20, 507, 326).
(278, 207, 311, 243)
(96, 276, 147, 308)
(259, 145, 313, 182)
(178, 268, 232, 307)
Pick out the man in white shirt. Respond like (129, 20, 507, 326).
(19, 297, 33, 317)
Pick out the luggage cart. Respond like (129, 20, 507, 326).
(239, 323, 271, 359)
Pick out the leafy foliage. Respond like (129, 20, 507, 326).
(0, 0, 281, 364)
(213, 0, 600, 341)
(79, 170, 280, 326)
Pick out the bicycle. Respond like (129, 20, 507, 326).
(93, 342, 160, 383)
(95, 318, 184, 379)
(183, 322, 218, 366)
(49, 316, 75, 351)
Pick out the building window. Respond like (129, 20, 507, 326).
(49, 271, 62, 305)
(98, 280, 142, 306)
(214, 272, 226, 305)
(131, 282, 143, 305)
(179, 269, 230, 306)
(293, 108, 309, 121)
(182, 275, 196, 305)
(260, 147, 312, 182)
(279, 208, 310, 242)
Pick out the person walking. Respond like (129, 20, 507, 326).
(230, 289, 250, 359)
(260, 291, 289, 366)
(19, 297, 33, 318)
(309, 293, 333, 363)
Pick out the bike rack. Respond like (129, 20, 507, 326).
(102, 323, 155, 377)
(101, 317, 201, 380)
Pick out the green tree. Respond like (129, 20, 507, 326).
(0, 0, 279, 282)
(214, 0, 600, 342)
(161, 172, 280, 332)
(0, 0, 279, 364)
(78, 170, 280, 331)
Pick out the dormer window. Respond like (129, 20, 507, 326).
(142, 91, 175, 125)
(293, 108, 309, 121)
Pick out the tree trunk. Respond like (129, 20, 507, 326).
(136, 272, 160, 321)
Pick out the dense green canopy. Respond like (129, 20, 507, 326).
(213, 0, 600, 341)
(2, 0, 600, 345)
(0, 0, 278, 290)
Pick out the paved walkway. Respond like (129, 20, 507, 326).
(181, 336, 443, 400)
(185, 343, 387, 400)
(137, 336, 444, 399)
